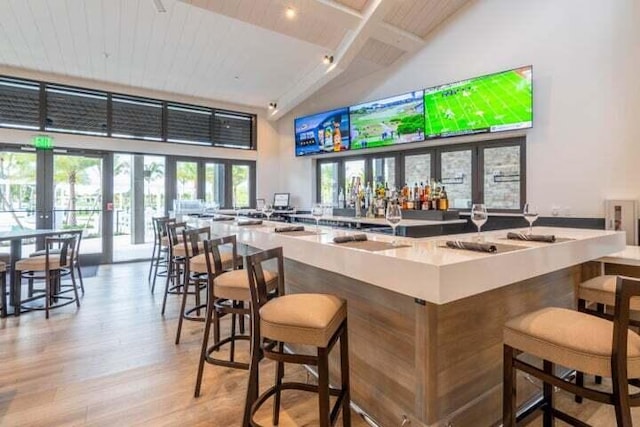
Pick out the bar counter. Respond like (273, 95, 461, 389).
(191, 217, 625, 426)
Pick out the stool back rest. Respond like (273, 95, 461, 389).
(202, 235, 238, 275)
(152, 216, 169, 241)
(612, 276, 640, 385)
(44, 235, 76, 269)
(157, 218, 176, 241)
(66, 229, 83, 263)
(167, 222, 188, 251)
(182, 226, 210, 258)
(246, 246, 285, 322)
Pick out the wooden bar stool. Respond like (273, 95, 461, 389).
(503, 276, 640, 427)
(150, 217, 175, 294)
(193, 235, 275, 397)
(174, 226, 210, 344)
(575, 274, 640, 398)
(161, 221, 187, 315)
(0, 261, 7, 318)
(14, 236, 80, 319)
(243, 247, 351, 427)
(30, 229, 85, 295)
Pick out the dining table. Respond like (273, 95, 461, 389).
(0, 228, 69, 315)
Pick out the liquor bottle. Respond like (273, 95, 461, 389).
(423, 182, 431, 210)
(364, 182, 372, 210)
(438, 186, 449, 211)
(338, 188, 345, 209)
(432, 183, 441, 211)
(384, 182, 390, 199)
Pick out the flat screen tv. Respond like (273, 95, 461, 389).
(294, 107, 350, 156)
(349, 90, 425, 150)
(424, 65, 532, 139)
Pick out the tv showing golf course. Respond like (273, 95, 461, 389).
(423, 66, 532, 138)
(349, 90, 424, 150)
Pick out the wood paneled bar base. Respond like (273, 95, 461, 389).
(285, 257, 583, 427)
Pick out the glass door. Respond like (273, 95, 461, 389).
(0, 148, 38, 256)
(53, 153, 104, 257)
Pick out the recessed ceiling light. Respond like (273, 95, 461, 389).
(268, 102, 277, 110)
(323, 55, 334, 65)
(285, 7, 296, 19)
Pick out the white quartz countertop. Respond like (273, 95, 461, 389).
(287, 213, 467, 227)
(598, 245, 640, 266)
(193, 218, 625, 305)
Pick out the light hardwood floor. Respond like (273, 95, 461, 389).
(0, 262, 361, 427)
(0, 262, 636, 426)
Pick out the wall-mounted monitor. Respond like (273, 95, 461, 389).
(294, 107, 350, 156)
(424, 66, 532, 139)
(349, 90, 425, 150)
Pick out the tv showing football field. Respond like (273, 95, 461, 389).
(294, 107, 350, 156)
(349, 90, 424, 150)
(424, 66, 532, 139)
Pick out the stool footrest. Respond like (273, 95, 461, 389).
(205, 334, 251, 370)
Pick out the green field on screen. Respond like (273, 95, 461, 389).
(424, 69, 532, 137)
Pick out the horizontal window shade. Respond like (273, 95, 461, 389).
(45, 86, 107, 135)
(213, 112, 253, 149)
(0, 78, 40, 129)
(112, 96, 162, 140)
(167, 104, 211, 144)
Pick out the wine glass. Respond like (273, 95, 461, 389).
(311, 203, 324, 232)
(386, 201, 402, 245)
(523, 203, 539, 235)
(262, 203, 274, 221)
(471, 204, 488, 241)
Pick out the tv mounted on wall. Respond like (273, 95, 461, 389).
(423, 66, 532, 139)
(294, 107, 350, 157)
(349, 90, 425, 150)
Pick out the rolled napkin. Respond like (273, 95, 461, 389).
(274, 225, 305, 233)
(210, 216, 234, 221)
(445, 240, 497, 253)
(333, 234, 368, 244)
(507, 232, 556, 243)
(237, 219, 263, 226)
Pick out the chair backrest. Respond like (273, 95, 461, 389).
(246, 247, 285, 324)
(44, 235, 76, 270)
(157, 217, 176, 241)
(182, 226, 210, 258)
(202, 235, 239, 276)
(612, 276, 640, 387)
(67, 229, 82, 262)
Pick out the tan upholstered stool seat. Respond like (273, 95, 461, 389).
(189, 249, 241, 273)
(15, 255, 68, 271)
(260, 293, 347, 347)
(161, 235, 184, 246)
(0, 253, 10, 264)
(214, 269, 277, 301)
(173, 241, 205, 258)
(578, 275, 640, 310)
(504, 307, 640, 378)
(0, 261, 6, 272)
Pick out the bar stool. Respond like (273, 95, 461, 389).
(503, 276, 640, 427)
(161, 221, 187, 315)
(30, 229, 85, 294)
(0, 261, 7, 318)
(14, 236, 80, 319)
(243, 247, 351, 427)
(150, 217, 175, 294)
(193, 235, 277, 397)
(575, 274, 640, 398)
(174, 226, 210, 344)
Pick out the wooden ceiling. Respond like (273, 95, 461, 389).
(0, 0, 475, 119)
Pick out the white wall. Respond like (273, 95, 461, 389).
(0, 65, 281, 202)
(277, 0, 640, 216)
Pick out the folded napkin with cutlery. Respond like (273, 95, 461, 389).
(333, 234, 368, 244)
(237, 219, 263, 226)
(274, 225, 305, 233)
(507, 232, 556, 243)
(210, 216, 234, 221)
(445, 240, 497, 253)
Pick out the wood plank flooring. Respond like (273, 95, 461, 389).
(0, 262, 636, 426)
(0, 262, 361, 427)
